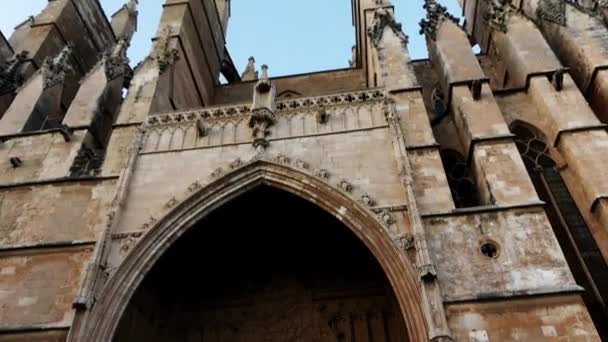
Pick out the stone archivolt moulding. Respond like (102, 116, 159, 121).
(111, 153, 407, 258)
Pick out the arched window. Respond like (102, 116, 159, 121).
(440, 149, 481, 208)
(512, 123, 608, 339)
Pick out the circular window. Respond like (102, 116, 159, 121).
(479, 240, 500, 259)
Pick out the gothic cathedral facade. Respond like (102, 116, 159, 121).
(0, 0, 607, 341)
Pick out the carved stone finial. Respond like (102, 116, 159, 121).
(349, 45, 357, 67)
(367, 8, 409, 48)
(419, 0, 460, 40)
(104, 39, 130, 81)
(126, 0, 138, 16)
(256, 64, 271, 93)
(485, 0, 511, 33)
(42, 44, 73, 89)
(155, 28, 180, 74)
(241, 56, 258, 81)
(0, 50, 29, 94)
(536, 0, 567, 26)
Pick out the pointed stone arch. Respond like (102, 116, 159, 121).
(77, 159, 429, 341)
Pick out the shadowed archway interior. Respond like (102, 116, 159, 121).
(113, 186, 408, 341)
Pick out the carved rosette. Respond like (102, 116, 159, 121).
(41, 44, 73, 89)
(367, 8, 409, 48)
(419, 0, 460, 40)
(248, 108, 276, 149)
(485, 0, 511, 33)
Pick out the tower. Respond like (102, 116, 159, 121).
(0, 0, 605, 341)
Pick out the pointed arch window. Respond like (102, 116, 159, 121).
(512, 123, 608, 339)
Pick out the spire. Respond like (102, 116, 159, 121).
(419, 0, 459, 40)
(111, 0, 138, 43)
(241, 56, 258, 81)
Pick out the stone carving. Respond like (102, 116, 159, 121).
(146, 89, 385, 128)
(315, 169, 331, 180)
(418, 263, 438, 281)
(394, 233, 416, 252)
(165, 197, 178, 209)
(275, 154, 291, 165)
(104, 39, 130, 81)
(241, 56, 258, 81)
(360, 193, 377, 207)
(187, 181, 202, 192)
(155, 28, 180, 73)
(0, 50, 28, 94)
(229, 158, 244, 170)
(141, 216, 157, 230)
(367, 8, 409, 47)
(337, 179, 354, 193)
(294, 159, 309, 170)
(316, 107, 329, 124)
(374, 208, 395, 226)
(536, 0, 567, 25)
(485, 0, 511, 33)
(419, 0, 460, 40)
(41, 44, 73, 89)
(249, 108, 276, 149)
(120, 232, 143, 253)
(211, 167, 224, 179)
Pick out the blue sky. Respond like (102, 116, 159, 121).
(0, 0, 461, 76)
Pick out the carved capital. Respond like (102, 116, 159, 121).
(367, 8, 409, 47)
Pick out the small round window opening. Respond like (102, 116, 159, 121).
(480, 241, 500, 259)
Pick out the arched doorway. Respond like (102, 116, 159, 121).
(75, 161, 428, 341)
(511, 123, 608, 340)
(114, 186, 407, 341)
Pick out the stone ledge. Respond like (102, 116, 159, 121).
(421, 201, 545, 218)
(443, 285, 584, 304)
(0, 175, 119, 190)
(0, 240, 96, 254)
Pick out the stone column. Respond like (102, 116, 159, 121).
(366, 5, 454, 341)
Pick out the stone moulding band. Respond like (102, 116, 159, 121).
(145, 89, 387, 127)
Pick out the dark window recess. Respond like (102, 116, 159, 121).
(440, 149, 481, 208)
(69, 145, 105, 177)
(512, 123, 608, 340)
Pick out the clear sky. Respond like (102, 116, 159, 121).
(0, 0, 461, 77)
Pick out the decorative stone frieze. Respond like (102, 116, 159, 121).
(41, 44, 73, 89)
(419, 0, 459, 40)
(367, 8, 409, 47)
